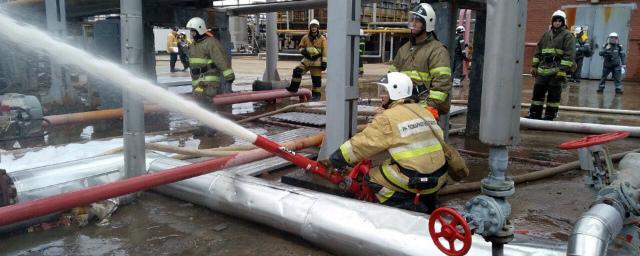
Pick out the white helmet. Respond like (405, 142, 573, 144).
(609, 32, 618, 38)
(410, 3, 436, 32)
(552, 10, 566, 24)
(186, 17, 207, 35)
(573, 26, 582, 34)
(309, 19, 320, 28)
(377, 72, 413, 101)
(456, 25, 465, 33)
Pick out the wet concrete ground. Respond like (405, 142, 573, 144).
(1, 56, 639, 255)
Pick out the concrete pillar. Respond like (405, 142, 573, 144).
(120, 0, 146, 185)
(262, 0, 280, 82)
(318, 0, 361, 159)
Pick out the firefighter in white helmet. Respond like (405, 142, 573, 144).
(320, 72, 450, 213)
(388, 3, 452, 116)
(528, 10, 575, 121)
(186, 17, 235, 137)
(598, 32, 626, 94)
(286, 19, 328, 100)
(452, 25, 468, 87)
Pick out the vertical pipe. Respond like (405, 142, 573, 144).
(372, 3, 377, 24)
(319, 0, 360, 159)
(263, 0, 280, 82)
(389, 34, 394, 61)
(120, 0, 146, 188)
(44, 0, 66, 106)
(464, 10, 486, 137)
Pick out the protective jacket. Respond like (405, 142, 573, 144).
(329, 101, 448, 202)
(532, 28, 575, 78)
(575, 36, 591, 59)
(454, 34, 467, 61)
(188, 35, 235, 95)
(599, 43, 626, 68)
(389, 33, 452, 114)
(167, 31, 179, 53)
(298, 33, 328, 67)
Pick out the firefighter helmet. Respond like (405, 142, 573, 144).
(409, 3, 436, 32)
(186, 17, 207, 35)
(377, 72, 413, 101)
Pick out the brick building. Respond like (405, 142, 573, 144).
(525, 0, 639, 81)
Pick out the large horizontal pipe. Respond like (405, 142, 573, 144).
(0, 132, 325, 227)
(451, 100, 640, 115)
(223, 0, 378, 16)
(520, 118, 640, 137)
(212, 88, 311, 105)
(150, 162, 567, 255)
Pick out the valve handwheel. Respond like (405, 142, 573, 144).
(559, 131, 630, 150)
(429, 207, 472, 256)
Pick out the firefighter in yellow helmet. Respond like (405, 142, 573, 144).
(321, 72, 449, 213)
(528, 10, 575, 120)
(186, 17, 235, 136)
(389, 3, 452, 115)
(285, 19, 328, 101)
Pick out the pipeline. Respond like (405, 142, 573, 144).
(520, 118, 640, 138)
(42, 105, 165, 127)
(451, 100, 640, 116)
(440, 148, 640, 196)
(0, 132, 325, 227)
(213, 88, 311, 106)
(149, 159, 567, 255)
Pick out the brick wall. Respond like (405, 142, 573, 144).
(525, 0, 639, 81)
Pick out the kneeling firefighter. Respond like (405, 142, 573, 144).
(321, 72, 451, 213)
(186, 17, 235, 136)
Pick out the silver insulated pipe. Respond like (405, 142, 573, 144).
(566, 204, 623, 256)
(149, 158, 566, 255)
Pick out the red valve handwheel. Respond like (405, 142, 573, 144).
(429, 207, 472, 256)
(559, 131, 630, 150)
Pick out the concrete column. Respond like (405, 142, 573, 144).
(120, 0, 146, 184)
(262, 0, 280, 82)
(44, 0, 66, 106)
(318, 0, 360, 159)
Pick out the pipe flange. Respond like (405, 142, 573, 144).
(0, 169, 16, 207)
(481, 177, 515, 198)
(484, 221, 515, 244)
(463, 195, 510, 237)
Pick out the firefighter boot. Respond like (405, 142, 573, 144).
(311, 76, 322, 101)
(286, 67, 304, 93)
(527, 104, 543, 119)
(543, 106, 559, 121)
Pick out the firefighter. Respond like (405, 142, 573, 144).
(285, 19, 328, 101)
(528, 10, 575, 121)
(167, 27, 180, 73)
(321, 72, 449, 214)
(359, 29, 367, 76)
(452, 25, 468, 87)
(186, 17, 235, 136)
(598, 32, 626, 94)
(389, 3, 452, 115)
(570, 26, 591, 83)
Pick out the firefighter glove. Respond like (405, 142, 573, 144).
(321, 62, 327, 71)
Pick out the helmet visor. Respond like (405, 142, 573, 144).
(376, 75, 390, 98)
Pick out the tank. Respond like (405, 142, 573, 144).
(229, 16, 249, 51)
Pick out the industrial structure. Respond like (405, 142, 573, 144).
(0, 0, 639, 256)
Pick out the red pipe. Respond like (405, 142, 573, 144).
(0, 133, 325, 226)
(213, 88, 311, 105)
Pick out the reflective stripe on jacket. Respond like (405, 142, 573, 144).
(332, 101, 447, 196)
(298, 33, 328, 67)
(188, 36, 235, 88)
(532, 28, 575, 78)
(388, 33, 452, 113)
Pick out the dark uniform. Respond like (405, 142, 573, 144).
(452, 34, 467, 85)
(571, 33, 591, 82)
(529, 27, 575, 120)
(598, 43, 626, 93)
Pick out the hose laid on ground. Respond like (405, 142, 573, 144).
(440, 148, 640, 196)
(457, 148, 561, 167)
(450, 99, 640, 116)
